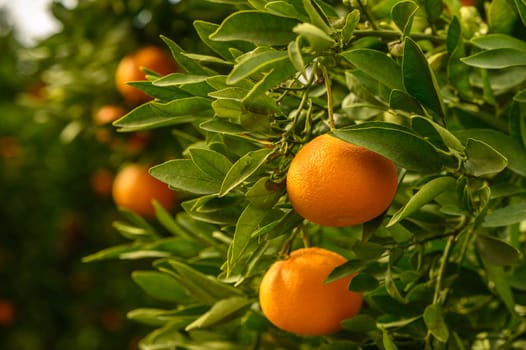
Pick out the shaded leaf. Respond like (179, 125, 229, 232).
(341, 314, 377, 333)
(483, 201, 526, 227)
(132, 271, 189, 303)
(424, 304, 449, 342)
(219, 148, 272, 196)
(476, 233, 521, 266)
(463, 138, 508, 176)
(185, 297, 252, 331)
(402, 37, 445, 118)
(210, 11, 299, 46)
(332, 122, 449, 173)
(392, 1, 419, 36)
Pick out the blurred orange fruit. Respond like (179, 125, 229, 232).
(115, 46, 178, 105)
(93, 104, 127, 126)
(286, 134, 398, 227)
(112, 163, 177, 218)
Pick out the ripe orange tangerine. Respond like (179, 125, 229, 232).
(259, 247, 362, 336)
(112, 164, 177, 218)
(115, 46, 178, 105)
(286, 134, 398, 227)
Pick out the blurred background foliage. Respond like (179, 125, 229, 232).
(0, 1, 231, 349)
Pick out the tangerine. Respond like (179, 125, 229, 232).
(259, 247, 362, 336)
(93, 105, 127, 126)
(112, 164, 177, 218)
(115, 46, 178, 105)
(286, 134, 398, 227)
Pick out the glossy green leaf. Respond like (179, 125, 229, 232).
(194, 20, 255, 61)
(454, 129, 526, 176)
(514, 89, 526, 103)
(385, 263, 407, 304)
(113, 97, 213, 132)
(302, 0, 332, 34)
(132, 271, 189, 303)
(293, 23, 336, 51)
(461, 49, 526, 69)
(185, 297, 252, 331)
(463, 138, 508, 176)
(264, 1, 310, 22)
(423, 0, 443, 22)
(476, 233, 520, 266)
(483, 201, 526, 227)
(332, 122, 448, 173)
(155, 259, 243, 305)
(150, 159, 221, 195)
(388, 176, 456, 227)
(392, 1, 419, 36)
(341, 49, 404, 91)
(447, 17, 473, 99)
(288, 38, 305, 75)
(181, 195, 243, 226)
(402, 37, 445, 119)
(210, 11, 299, 46)
(412, 116, 464, 152)
(341, 10, 360, 46)
(471, 33, 526, 52)
(424, 304, 449, 342)
(227, 49, 290, 84)
(389, 89, 425, 115)
(161, 35, 216, 75)
(219, 148, 272, 196)
(189, 148, 233, 180)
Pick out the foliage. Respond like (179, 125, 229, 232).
(6, 0, 526, 349)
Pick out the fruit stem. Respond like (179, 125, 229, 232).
(433, 235, 454, 305)
(321, 65, 335, 130)
(278, 226, 301, 258)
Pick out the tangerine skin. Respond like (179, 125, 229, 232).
(259, 247, 362, 336)
(112, 164, 177, 218)
(286, 134, 398, 227)
(115, 46, 177, 105)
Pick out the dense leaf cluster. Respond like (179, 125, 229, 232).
(86, 0, 526, 349)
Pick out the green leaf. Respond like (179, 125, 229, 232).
(516, 0, 526, 26)
(454, 129, 526, 176)
(161, 35, 216, 76)
(219, 148, 272, 196)
(402, 37, 445, 119)
(423, 0, 444, 22)
(348, 273, 379, 292)
(293, 22, 336, 51)
(288, 38, 305, 75)
(412, 115, 464, 152)
(447, 17, 473, 99)
(210, 11, 299, 46)
(391, 0, 419, 37)
(264, 1, 310, 22)
(341, 10, 360, 46)
(132, 271, 189, 303)
(388, 176, 456, 227)
(483, 201, 526, 227)
(185, 297, 252, 331)
(389, 89, 425, 115)
(227, 48, 290, 84)
(471, 33, 526, 52)
(150, 159, 221, 195)
(476, 233, 521, 266)
(483, 261, 517, 316)
(385, 262, 407, 304)
(332, 122, 448, 173)
(463, 138, 508, 176)
(155, 259, 243, 305)
(302, 0, 332, 34)
(488, 0, 518, 34)
(194, 20, 255, 61)
(82, 243, 141, 262)
(341, 49, 404, 91)
(461, 49, 526, 69)
(383, 330, 399, 350)
(189, 148, 233, 180)
(341, 314, 377, 333)
(181, 195, 243, 226)
(113, 97, 213, 132)
(423, 304, 449, 342)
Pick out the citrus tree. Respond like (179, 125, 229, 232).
(78, 0, 526, 349)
